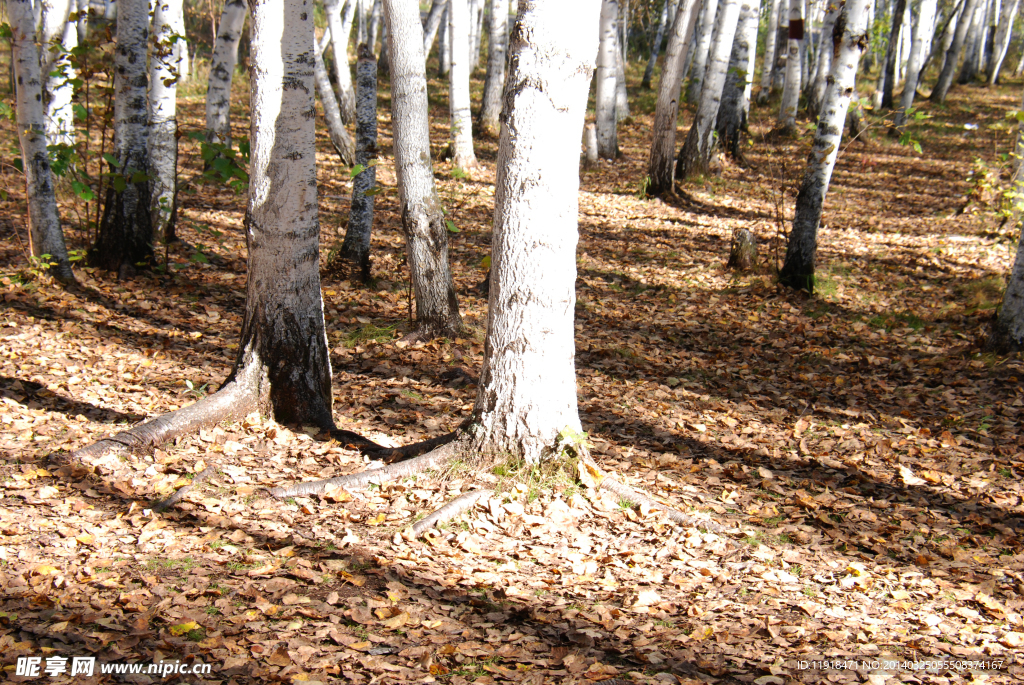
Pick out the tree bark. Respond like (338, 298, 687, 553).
(10, 0, 75, 282)
(894, 0, 937, 128)
(383, 0, 464, 339)
(368, 0, 383, 51)
(989, 83, 1024, 351)
(478, 0, 508, 136)
(716, 0, 760, 159)
(470, 0, 600, 464)
(90, 0, 153, 276)
(757, 0, 782, 103)
(614, 29, 631, 119)
(647, 0, 701, 194)
(686, 0, 720, 102)
(339, 44, 379, 282)
(150, 0, 184, 245)
(986, 0, 1019, 83)
(40, 0, 77, 148)
(777, 0, 803, 131)
(931, 0, 981, 101)
(957, 0, 985, 82)
(642, 0, 674, 89)
(326, 0, 358, 125)
(596, 0, 620, 158)
(806, 0, 841, 118)
(676, 0, 742, 178)
(780, 0, 870, 292)
(423, 0, 447, 56)
(448, 0, 479, 168)
(76, 0, 89, 43)
(878, 0, 908, 109)
(313, 30, 356, 164)
(439, 5, 451, 76)
(205, 0, 247, 147)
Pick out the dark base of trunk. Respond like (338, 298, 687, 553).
(984, 317, 1024, 354)
(778, 267, 816, 293)
(89, 182, 154, 276)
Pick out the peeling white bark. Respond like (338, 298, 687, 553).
(205, 0, 247, 146)
(150, 0, 183, 243)
(448, 0, 478, 168)
(596, 0, 620, 158)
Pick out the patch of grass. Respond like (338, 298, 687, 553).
(186, 627, 206, 642)
(957, 275, 1004, 313)
(344, 323, 397, 347)
(491, 451, 580, 501)
(145, 557, 198, 573)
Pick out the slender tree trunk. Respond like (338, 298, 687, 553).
(777, 0, 803, 130)
(76, 0, 89, 43)
(596, 0, 620, 158)
(471, 0, 600, 463)
(326, 0, 358, 124)
(368, 0, 383, 51)
(676, 0, 742, 178)
(758, 0, 782, 103)
(41, 0, 78, 148)
(877, 0, 908, 109)
(780, 0, 870, 292)
(647, 0, 700, 194)
(807, 0, 841, 118)
(468, 0, 482, 69)
(771, 0, 790, 86)
(383, 0, 464, 339)
(715, 0, 760, 159)
(10, 0, 75, 282)
(378, 20, 390, 73)
(642, 0, 673, 89)
(423, 0, 447, 55)
(313, 30, 356, 164)
(988, 83, 1024, 351)
(958, 0, 985, 82)
(90, 0, 153, 277)
(448, 0, 478, 168)
(339, 45, 378, 282)
(150, 0, 183, 245)
(439, 5, 451, 75)
(205, 0, 247, 147)
(986, 0, 1019, 83)
(614, 29, 631, 119)
(894, 0, 937, 128)
(478, 0, 508, 136)
(686, 0, 720, 102)
(932, 0, 981, 101)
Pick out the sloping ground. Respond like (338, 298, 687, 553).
(0, 59, 1023, 684)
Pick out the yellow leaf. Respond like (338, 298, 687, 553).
(75, 533, 95, 546)
(169, 621, 200, 636)
(577, 460, 604, 489)
(33, 565, 59, 576)
(367, 513, 386, 526)
(382, 611, 410, 630)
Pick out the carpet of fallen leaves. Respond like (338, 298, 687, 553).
(1, 55, 1024, 685)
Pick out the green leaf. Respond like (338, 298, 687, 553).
(73, 103, 88, 121)
(130, 171, 149, 184)
(102, 153, 120, 168)
(112, 175, 127, 192)
(480, 255, 491, 270)
(350, 163, 366, 178)
(71, 181, 95, 201)
(445, 220, 459, 233)
(13, 158, 23, 173)
(362, 186, 382, 196)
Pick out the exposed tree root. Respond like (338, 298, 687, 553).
(326, 428, 388, 451)
(153, 466, 216, 512)
(365, 421, 468, 463)
(410, 488, 493, 536)
(597, 471, 727, 533)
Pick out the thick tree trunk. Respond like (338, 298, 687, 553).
(676, 0, 742, 178)
(879, 0, 908, 109)
(339, 45, 378, 282)
(326, 0, 358, 125)
(894, 0, 937, 128)
(384, 0, 464, 339)
(10, 0, 74, 282)
(686, 0, 720, 102)
(596, 0, 620, 158)
(957, 0, 985, 82)
(41, 0, 77, 147)
(932, 0, 981, 101)
(448, 0, 478, 168)
(477, 0, 508, 136)
(647, 0, 700, 194)
(716, 0, 760, 159)
(205, 0, 247, 147)
(757, 0, 782, 102)
(90, 0, 153, 276)
(780, 0, 870, 292)
(777, 0, 803, 131)
(642, 0, 674, 89)
(313, 30, 356, 164)
(806, 0, 841, 118)
(986, 0, 1019, 83)
(422, 0, 447, 55)
(150, 0, 183, 245)
(471, 0, 600, 464)
(989, 84, 1024, 351)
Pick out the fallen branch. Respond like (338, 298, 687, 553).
(410, 488, 492, 536)
(153, 466, 216, 512)
(598, 474, 727, 533)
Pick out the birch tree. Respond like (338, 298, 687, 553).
(90, 0, 153, 276)
(596, 0, 620, 158)
(757, 0, 782, 102)
(989, 86, 1024, 351)
(894, 0, 937, 129)
(448, 0, 478, 168)
(10, 0, 75, 282)
(676, 0, 742, 178)
(313, 30, 356, 164)
(40, 0, 77, 147)
(478, 0, 508, 136)
(326, 0, 357, 124)
(205, 0, 247, 147)
(780, 0, 870, 292)
(686, 0, 720, 102)
(642, 0, 676, 89)
(716, 0, 760, 158)
(150, 0, 184, 244)
(931, 0, 981, 101)
(957, 0, 985, 83)
(423, 0, 447, 55)
(986, 0, 1019, 84)
(383, 0, 464, 339)
(806, 0, 841, 118)
(777, 0, 803, 131)
(338, 44, 378, 281)
(879, 0, 909, 109)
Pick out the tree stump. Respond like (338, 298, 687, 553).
(582, 122, 598, 169)
(727, 228, 757, 270)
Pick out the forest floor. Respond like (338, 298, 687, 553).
(1, 55, 1024, 685)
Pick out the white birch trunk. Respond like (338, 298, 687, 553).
(468, 0, 481, 69)
(985, 0, 1019, 83)
(105, 0, 116, 20)
(76, 0, 90, 43)
(686, 0, 720, 102)
(758, 0, 782, 102)
(932, 0, 981, 101)
(780, 0, 870, 291)
(958, 0, 985, 82)
(471, 0, 600, 464)
(10, 0, 74, 282)
(676, 0, 741, 178)
(715, 0, 760, 158)
(41, 0, 78, 147)
(878, 0, 908, 109)
(339, 44, 378, 281)
(596, 0, 620, 158)
(992, 87, 1024, 351)
(149, 0, 183, 244)
(478, 0, 508, 136)
(326, 0, 357, 125)
(807, 1, 841, 117)
(647, 0, 700, 193)
(368, 0, 383, 51)
(439, 4, 451, 75)
(423, 0, 447, 55)
(448, 0, 478, 169)
(614, 30, 631, 119)
(777, 0, 803, 130)
(383, 0, 464, 338)
(172, 0, 189, 83)
(899, 1, 912, 77)
(894, 0, 937, 127)
(314, 30, 356, 164)
(641, 0, 675, 89)
(205, 0, 247, 147)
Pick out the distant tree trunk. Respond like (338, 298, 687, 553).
(478, 0, 508, 136)
(90, 0, 153, 277)
(716, 0, 760, 159)
(614, 30, 631, 119)
(879, 0, 908, 109)
(676, 0, 741, 178)
(471, 0, 600, 464)
(368, 0, 383, 50)
(104, 0, 116, 20)
(383, 0, 464, 339)
(439, 5, 451, 75)
(647, 0, 700, 194)
(596, 0, 620, 158)
(771, 0, 790, 87)
(988, 84, 1024, 352)
(448, 0, 478, 168)
(958, 0, 985, 82)
(780, 0, 870, 292)
(10, 0, 75, 282)
(313, 30, 356, 164)
(686, 0, 720, 102)
(894, 0, 937, 128)
(806, 0, 841, 118)
(338, 45, 378, 282)
(932, 0, 981, 101)
(326, 0, 358, 124)
(642, 0, 674, 89)
(777, 0, 803, 131)
(986, 0, 1019, 83)
(76, 0, 89, 43)
(378, 21, 390, 74)
(149, 0, 183, 245)
(41, 0, 78, 148)
(205, 0, 247, 147)
(469, 0, 483, 69)
(423, 0, 447, 55)
(757, 0, 782, 103)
